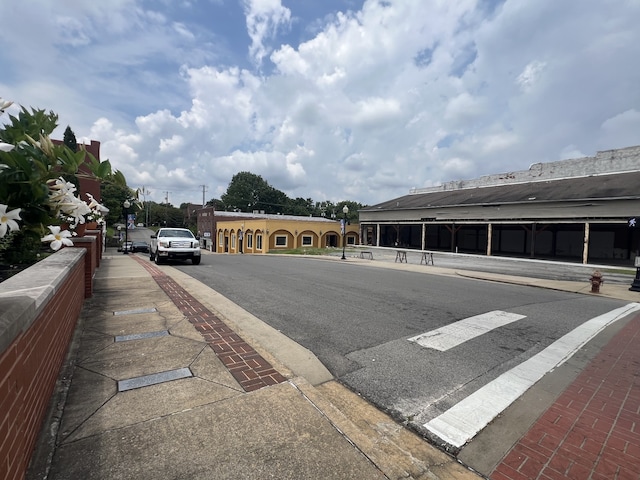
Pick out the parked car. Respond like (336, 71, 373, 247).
(131, 241, 149, 253)
(150, 228, 201, 265)
(117, 241, 132, 252)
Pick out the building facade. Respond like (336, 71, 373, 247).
(197, 210, 359, 254)
(359, 146, 640, 265)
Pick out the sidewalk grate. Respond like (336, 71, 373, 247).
(133, 256, 287, 392)
(114, 330, 169, 342)
(118, 367, 192, 392)
(113, 307, 157, 316)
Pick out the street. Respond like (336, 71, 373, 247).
(141, 246, 635, 447)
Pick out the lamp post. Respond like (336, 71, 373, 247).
(341, 205, 349, 260)
(123, 199, 131, 254)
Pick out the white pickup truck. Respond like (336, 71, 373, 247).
(149, 228, 201, 265)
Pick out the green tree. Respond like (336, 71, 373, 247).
(287, 197, 314, 216)
(216, 170, 367, 220)
(221, 172, 278, 213)
(206, 198, 224, 209)
(335, 200, 364, 223)
(101, 183, 134, 225)
(143, 201, 183, 227)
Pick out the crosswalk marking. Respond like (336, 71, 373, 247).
(424, 303, 640, 448)
(408, 310, 526, 351)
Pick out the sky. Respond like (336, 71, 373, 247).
(1, 0, 640, 208)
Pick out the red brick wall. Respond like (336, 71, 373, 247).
(70, 236, 98, 298)
(0, 258, 85, 480)
(85, 229, 103, 266)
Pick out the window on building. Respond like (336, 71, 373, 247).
(247, 233, 253, 249)
(219, 231, 223, 248)
(347, 235, 356, 245)
(275, 235, 287, 247)
(231, 233, 236, 249)
(256, 234, 263, 250)
(302, 235, 312, 246)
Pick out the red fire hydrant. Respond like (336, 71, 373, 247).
(590, 270, 603, 293)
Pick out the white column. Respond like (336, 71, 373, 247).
(583, 222, 590, 264)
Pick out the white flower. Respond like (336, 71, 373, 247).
(0, 142, 14, 152)
(85, 193, 109, 213)
(48, 177, 78, 203)
(41, 225, 74, 251)
(0, 97, 13, 112)
(0, 204, 21, 238)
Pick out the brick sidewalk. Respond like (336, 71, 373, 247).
(134, 256, 287, 391)
(491, 314, 640, 480)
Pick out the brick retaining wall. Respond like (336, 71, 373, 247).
(0, 249, 86, 480)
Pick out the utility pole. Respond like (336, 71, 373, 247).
(140, 186, 151, 226)
(200, 185, 208, 208)
(164, 191, 171, 227)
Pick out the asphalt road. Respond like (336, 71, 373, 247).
(158, 251, 628, 433)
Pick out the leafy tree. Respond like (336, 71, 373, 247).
(214, 170, 367, 220)
(221, 172, 278, 213)
(259, 185, 289, 214)
(287, 197, 315, 216)
(335, 200, 365, 223)
(142, 201, 184, 227)
(206, 198, 224, 209)
(101, 183, 135, 225)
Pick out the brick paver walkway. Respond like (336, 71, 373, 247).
(491, 314, 640, 480)
(134, 256, 287, 392)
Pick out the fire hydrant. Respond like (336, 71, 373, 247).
(590, 270, 604, 293)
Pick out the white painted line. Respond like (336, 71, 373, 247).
(424, 303, 640, 448)
(408, 311, 527, 351)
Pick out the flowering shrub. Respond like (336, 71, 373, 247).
(49, 178, 108, 236)
(0, 98, 125, 263)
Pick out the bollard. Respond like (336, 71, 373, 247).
(590, 270, 603, 293)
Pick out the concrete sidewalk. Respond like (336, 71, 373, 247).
(27, 252, 479, 480)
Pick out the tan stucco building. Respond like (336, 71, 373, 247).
(197, 210, 359, 254)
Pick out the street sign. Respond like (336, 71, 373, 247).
(635, 256, 640, 267)
(629, 217, 638, 227)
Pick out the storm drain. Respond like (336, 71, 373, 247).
(118, 367, 192, 392)
(113, 307, 157, 316)
(114, 330, 169, 342)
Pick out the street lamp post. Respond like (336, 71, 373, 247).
(341, 205, 349, 260)
(123, 199, 131, 255)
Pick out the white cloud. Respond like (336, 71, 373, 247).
(159, 135, 185, 152)
(444, 93, 487, 127)
(516, 60, 547, 92)
(599, 109, 640, 150)
(2, 0, 640, 208)
(244, 0, 292, 67)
